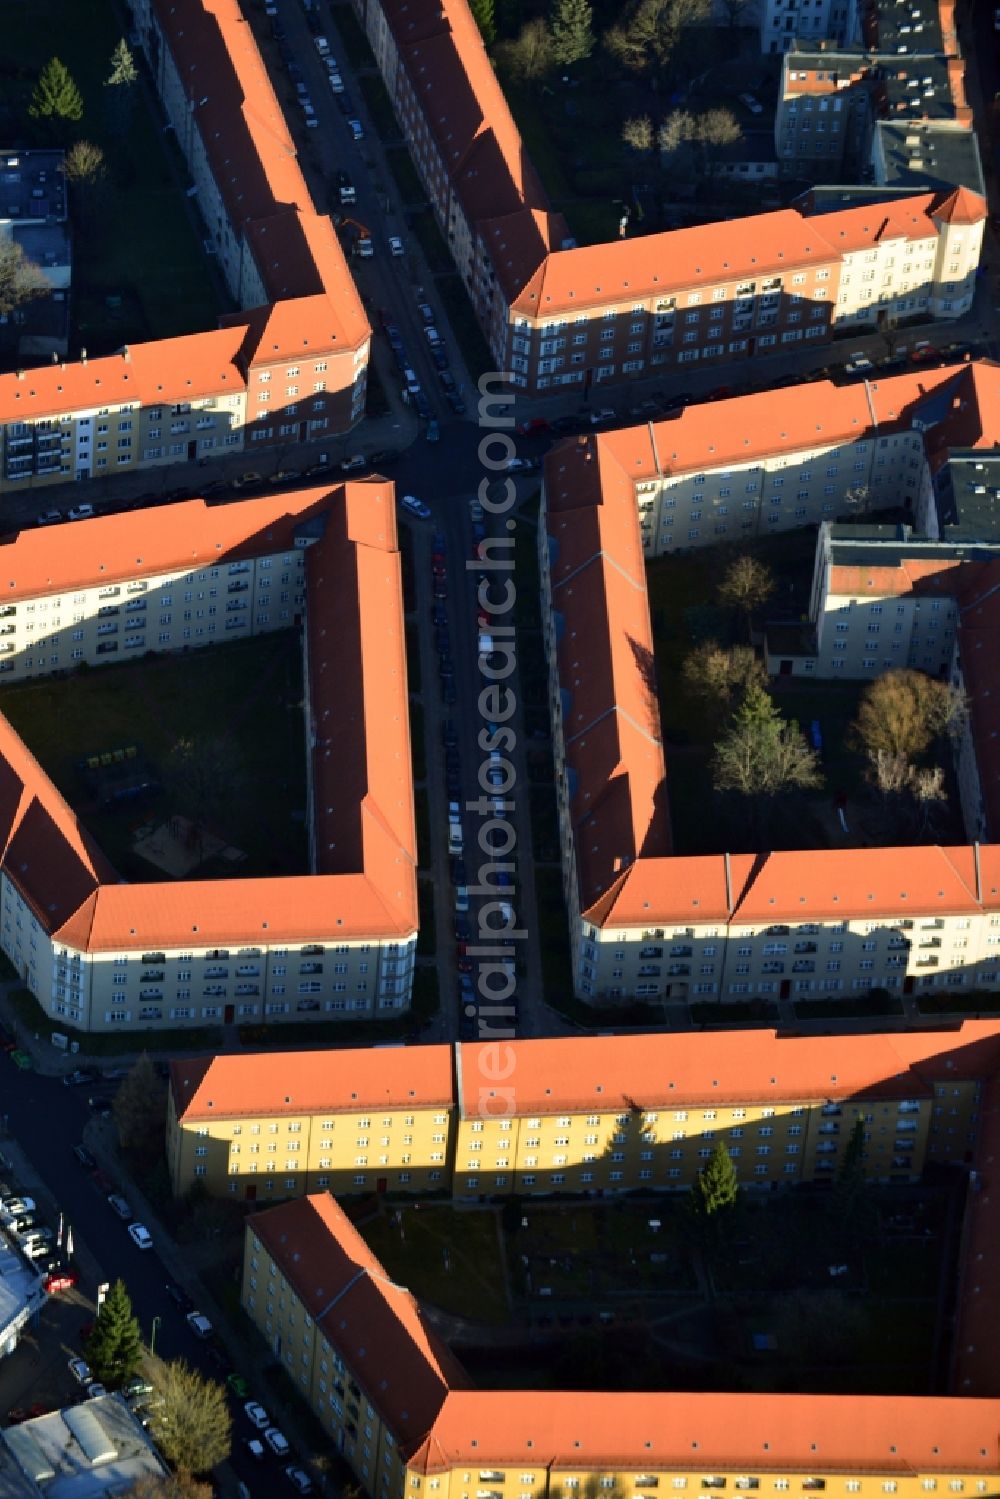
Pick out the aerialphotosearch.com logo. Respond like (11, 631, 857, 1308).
(466, 372, 524, 1122)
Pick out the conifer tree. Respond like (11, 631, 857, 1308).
(28, 58, 84, 129)
(691, 1139, 739, 1217)
(470, 0, 497, 43)
(85, 1279, 143, 1388)
(550, 0, 594, 63)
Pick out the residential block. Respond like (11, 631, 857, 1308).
(0, 486, 416, 1033)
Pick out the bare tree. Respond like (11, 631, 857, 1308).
(497, 18, 555, 81)
(717, 554, 775, 641)
(63, 139, 106, 187)
(146, 1362, 231, 1474)
(682, 640, 766, 718)
(123, 1476, 213, 1498)
(852, 669, 965, 766)
(658, 109, 696, 152)
(697, 106, 742, 146)
(0, 238, 50, 318)
(622, 115, 655, 151)
(606, 0, 709, 76)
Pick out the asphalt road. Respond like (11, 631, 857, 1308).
(0, 1059, 292, 1495)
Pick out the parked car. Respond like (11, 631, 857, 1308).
(400, 494, 431, 520)
(348, 118, 364, 141)
(738, 91, 763, 114)
(426, 418, 440, 443)
(63, 1069, 95, 1088)
(588, 407, 617, 426)
(128, 1223, 153, 1250)
(165, 1282, 195, 1313)
(454, 885, 470, 913)
(328, 72, 345, 93)
(340, 454, 368, 474)
(417, 301, 435, 324)
(186, 1311, 213, 1338)
(85, 1382, 108, 1399)
(286, 1469, 315, 1495)
(246, 1438, 266, 1461)
(265, 1428, 291, 1458)
(246, 1401, 270, 1430)
(67, 503, 94, 522)
(36, 510, 62, 526)
(844, 353, 874, 376)
(44, 1269, 78, 1294)
(68, 1358, 92, 1386)
(107, 1194, 132, 1221)
(1, 1197, 36, 1217)
(388, 235, 405, 256)
(122, 1375, 155, 1399)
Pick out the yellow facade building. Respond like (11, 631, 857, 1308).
(169, 1024, 1000, 1201)
(241, 1193, 1000, 1499)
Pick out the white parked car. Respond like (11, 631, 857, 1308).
(186, 1311, 213, 1339)
(388, 235, 405, 256)
(454, 885, 470, 913)
(400, 494, 430, 520)
(1, 1197, 36, 1217)
(246, 1401, 270, 1430)
(265, 1428, 291, 1457)
(128, 1223, 153, 1250)
(328, 72, 345, 93)
(314, 34, 330, 54)
(67, 503, 94, 522)
(286, 1468, 315, 1495)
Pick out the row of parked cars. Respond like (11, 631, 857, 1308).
(380, 302, 466, 419)
(0, 1182, 78, 1293)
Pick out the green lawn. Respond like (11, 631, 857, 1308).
(0, 0, 224, 351)
(360, 1205, 509, 1323)
(0, 633, 307, 881)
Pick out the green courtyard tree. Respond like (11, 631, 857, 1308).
(85, 1279, 143, 1389)
(28, 58, 84, 133)
(105, 38, 139, 134)
(147, 1361, 232, 1474)
(550, 0, 594, 64)
(711, 684, 822, 842)
(692, 1139, 739, 1217)
(469, 0, 497, 43)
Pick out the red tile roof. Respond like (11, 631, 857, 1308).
(413, 1388, 999, 1473)
(456, 1022, 1000, 1118)
(0, 485, 416, 949)
(0, 329, 250, 426)
(250, 1193, 468, 1452)
(172, 1044, 454, 1121)
(511, 192, 964, 318)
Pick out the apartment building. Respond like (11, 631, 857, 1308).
(539, 366, 1000, 1003)
(761, 0, 859, 52)
(168, 1046, 455, 1199)
(169, 1022, 1000, 1198)
(0, 148, 71, 360)
(0, 484, 417, 1034)
(242, 1192, 468, 1493)
(775, 0, 980, 193)
(242, 1192, 1000, 1498)
(350, 0, 981, 394)
(0, 0, 368, 497)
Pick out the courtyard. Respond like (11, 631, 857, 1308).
(645, 527, 967, 857)
(0, 0, 223, 356)
(0, 632, 308, 881)
(344, 1176, 962, 1397)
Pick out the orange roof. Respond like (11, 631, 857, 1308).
(172, 1044, 453, 1121)
(731, 845, 982, 923)
(0, 485, 416, 948)
(456, 1022, 1000, 1118)
(414, 1389, 999, 1473)
(511, 193, 962, 317)
(0, 328, 250, 426)
(546, 445, 671, 910)
(250, 1194, 467, 1452)
(934, 185, 987, 225)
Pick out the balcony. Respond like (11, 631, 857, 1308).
(97, 586, 121, 600)
(793, 942, 817, 955)
(821, 1104, 842, 1117)
(761, 961, 785, 975)
(918, 937, 942, 950)
(791, 961, 815, 974)
(227, 581, 249, 594)
(140, 971, 165, 984)
(670, 945, 693, 959)
(142, 952, 166, 965)
(817, 1122, 840, 1135)
(639, 947, 663, 960)
(764, 925, 790, 936)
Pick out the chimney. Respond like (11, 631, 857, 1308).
(123, 345, 131, 363)
(51, 351, 58, 364)
(80, 347, 87, 364)
(15, 370, 24, 381)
